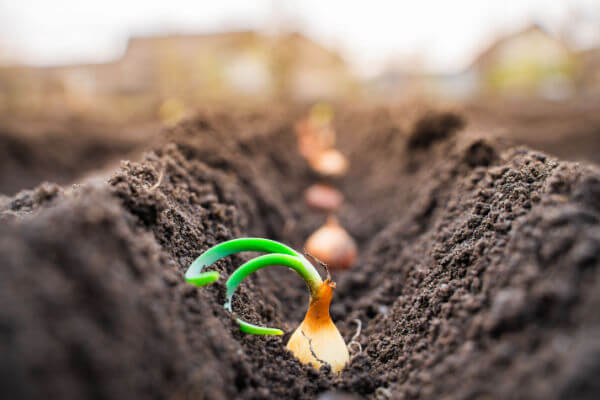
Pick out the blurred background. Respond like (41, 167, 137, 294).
(1, 0, 599, 194)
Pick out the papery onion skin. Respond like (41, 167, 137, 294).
(286, 280, 349, 373)
(305, 217, 357, 270)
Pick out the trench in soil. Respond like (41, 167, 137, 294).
(2, 106, 600, 399)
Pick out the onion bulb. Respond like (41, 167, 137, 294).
(286, 279, 349, 373)
(304, 183, 344, 212)
(309, 149, 349, 177)
(305, 216, 357, 270)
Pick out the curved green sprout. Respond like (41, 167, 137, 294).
(185, 238, 323, 335)
(185, 238, 300, 285)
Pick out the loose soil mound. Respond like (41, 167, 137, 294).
(1, 107, 599, 399)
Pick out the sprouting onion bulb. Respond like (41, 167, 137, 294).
(286, 276, 349, 372)
(295, 103, 336, 162)
(295, 120, 336, 162)
(305, 216, 357, 271)
(185, 238, 350, 373)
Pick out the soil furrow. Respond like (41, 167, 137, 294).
(1, 107, 599, 399)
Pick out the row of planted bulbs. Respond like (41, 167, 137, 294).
(295, 103, 357, 271)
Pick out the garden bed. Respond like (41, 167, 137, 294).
(1, 107, 599, 399)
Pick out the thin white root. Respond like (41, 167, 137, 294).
(348, 341, 362, 355)
(350, 318, 362, 342)
(148, 162, 164, 192)
(375, 387, 392, 399)
(348, 318, 363, 357)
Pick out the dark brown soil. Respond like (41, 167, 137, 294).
(464, 97, 600, 165)
(406, 111, 464, 150)
(1, 106, 600, 399)
(0, 118, 160, 195)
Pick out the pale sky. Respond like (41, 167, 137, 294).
(0, 0, 598, 76)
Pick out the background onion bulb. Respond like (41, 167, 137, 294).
(309, 149, 349, 177)
(304, 183, 344, 212)
(305, 216, 357, 270)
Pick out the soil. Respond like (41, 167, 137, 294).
(1, 105, 600, 399)
(0, 118, 160, 195)
(464, 97, 600, 165)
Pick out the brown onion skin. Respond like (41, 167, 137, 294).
(305, 216, 357, 270)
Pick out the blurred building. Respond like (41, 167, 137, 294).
(371, 24, 587, 101)
(577, 48, 600, 96)
(468, 24, 577, 99)
(0, 31, 357, 121)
